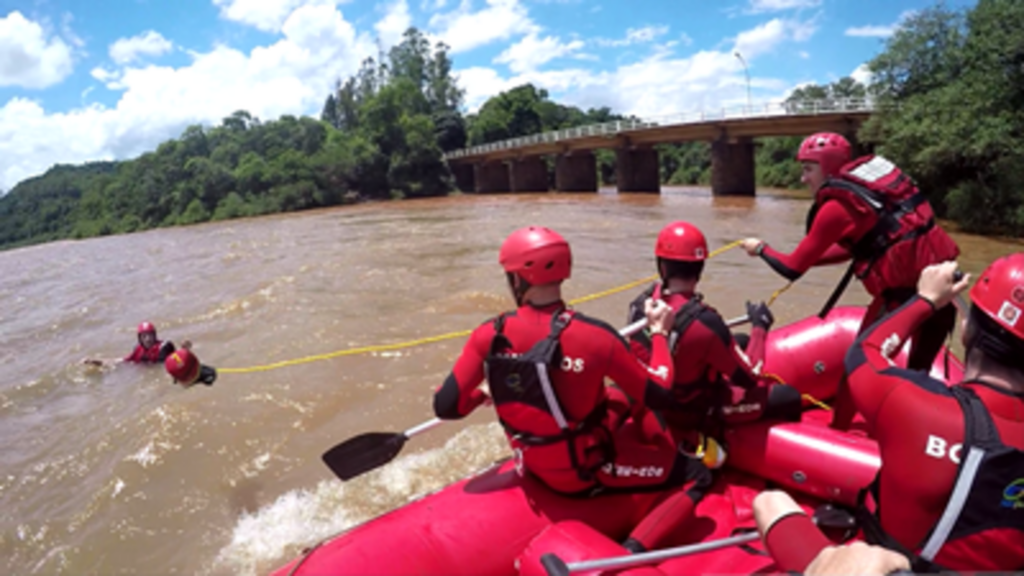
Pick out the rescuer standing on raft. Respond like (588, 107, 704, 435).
(739, 132, 960, 431)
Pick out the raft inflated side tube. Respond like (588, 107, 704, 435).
(724, 418, 880, 508)
(761, 306, 864, 403)
(762, 305, 964, 403)
(270, 461, 666, 576)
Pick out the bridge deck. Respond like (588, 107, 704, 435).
(445, 98, 877, 163)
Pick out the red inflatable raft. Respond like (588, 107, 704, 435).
(270, 305, 963, 576)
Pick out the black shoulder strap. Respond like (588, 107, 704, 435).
(521, 309, 573, 366)
(489, 313, 512, 355)
(673, 297, 705, 334)
(949, 385, 1000, 449)
(826, 177, 887, 211)
(669, 297, 706, 351)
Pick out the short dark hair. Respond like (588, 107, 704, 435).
(658, 257, 704, 282)
(965, 305, 1024, 370)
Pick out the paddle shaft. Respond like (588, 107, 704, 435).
(544, 531, 760, 576)
(542, 503, 857, 576)
(622, 313, 749, 337)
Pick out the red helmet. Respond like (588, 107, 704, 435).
(969, 253, 1024, 341)
(498, 226, 572, 286)
(655, 221, 707, 262)
(138, 322, 156, 335)
(165, 349, 200, 384)
(797, 132, 852, 178)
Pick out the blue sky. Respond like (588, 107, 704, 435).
(0, 0, 977, 191)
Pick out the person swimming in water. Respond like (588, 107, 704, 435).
(164, 343, 217, 388)
(83, 323, 215, 388)
(83, 321, 176, 368)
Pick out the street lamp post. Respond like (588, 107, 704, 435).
(734, 51, 751, 109)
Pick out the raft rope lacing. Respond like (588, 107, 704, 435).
(216, 240, 828, 409)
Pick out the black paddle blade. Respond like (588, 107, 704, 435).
(322, 432, 408, 481)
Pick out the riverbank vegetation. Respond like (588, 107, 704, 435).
(1, 0, 1020, 250)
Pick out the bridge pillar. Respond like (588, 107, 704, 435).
(616, 148, 660, 193)
(474, 162, 510, 193)
(555, 152, 597, 192)
(710, 137, 755, 196)
(510, 157, 549, 192)
(450, 163, 475, 193)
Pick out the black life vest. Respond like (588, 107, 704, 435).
(486, 309, 612, 483)
(855, 385, 1024, 572)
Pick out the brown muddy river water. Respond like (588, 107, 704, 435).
(0, 187, 1018, 575)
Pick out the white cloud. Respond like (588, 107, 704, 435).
(458, 51, 789, 117)
(597, 25, 669, 47)
(844, 24, 896, 38)
(494, 32, 583, 73)
(428, 0, 537, 54)
(109, 31, 174, 65)
(0, 11, 74, 89)
(850, 63, 873, 85)
(455, 17, 814, 117)
(375, 0, 412, 48)
(798, 50, 809, 59)
(90, 66, 120, 84)
(0, 2, 378, 191)
(845, 10, 916, 38)
(212, 0, 349, 33)
(746, 0, 821, 13)
(732, 17, 815, 59)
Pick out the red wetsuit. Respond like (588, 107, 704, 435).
(844, 295, 1024, 571)
(762, 189, 958, 428)
(124, 341, 171, 363)
(659, 292, 773, 432)
(628, 287, 794, 440)
(435, 302, 713, 550)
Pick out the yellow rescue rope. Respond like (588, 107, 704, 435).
(219, 240, 792, 374)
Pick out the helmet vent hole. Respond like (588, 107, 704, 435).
(545, 261, 554, 270)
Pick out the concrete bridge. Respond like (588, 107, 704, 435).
(443, 98, 877, 196)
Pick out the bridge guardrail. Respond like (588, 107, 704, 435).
(444, 97, 879, 160)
